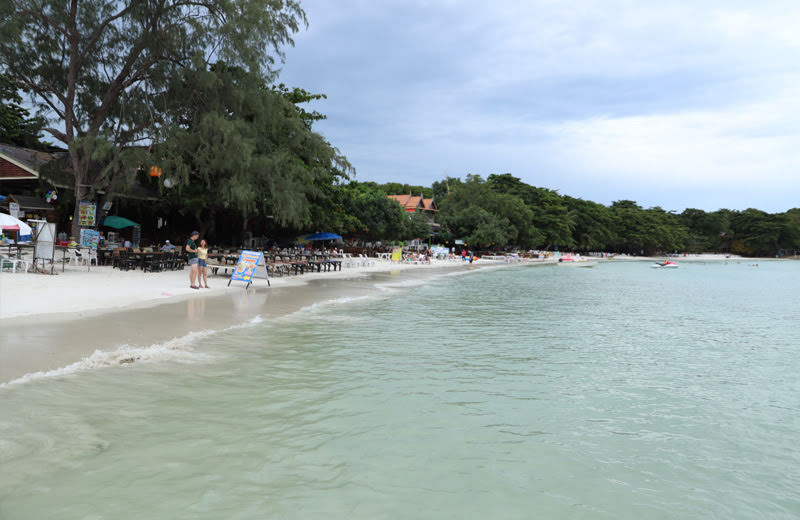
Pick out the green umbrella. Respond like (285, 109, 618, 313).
(102, 216, 139, 229)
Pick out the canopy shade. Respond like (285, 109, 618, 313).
(0, 212, 33, 235)
(103, 216, 139, 229)
(305, 232, 342, 241)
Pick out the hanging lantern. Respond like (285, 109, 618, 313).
(149, 166, 162, 177)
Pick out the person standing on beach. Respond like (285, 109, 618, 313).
(197, 239, 210, 289)
(186, 231, 200, 289)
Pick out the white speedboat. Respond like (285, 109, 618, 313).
(651, 260, 679, 268)
(558, 255, 597, 268)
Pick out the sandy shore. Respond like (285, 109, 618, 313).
(0, 259, 485, 384)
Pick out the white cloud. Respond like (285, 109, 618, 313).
(547, 93, 800, 187)
(281, 0, 800, 211)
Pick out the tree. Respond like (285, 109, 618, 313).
(608, 201, 688, 254)
(564, 196, 614, 250)
(402, 210, 431, 242)
(730, 208, 781, 256)
(157, 63, 350, 235)
(438, 174, 540, 249)
(679, 208, 731, 252)
(0, 0, 306, 236)
(778, 209, 800, 252)
(486, 173, 571, 249)
(346, 190, 405, 241)
(0, 73, 46, 149)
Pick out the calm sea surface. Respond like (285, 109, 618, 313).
(2, 261, 799, 519)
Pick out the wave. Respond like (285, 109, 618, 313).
(272, 295, 374, 322)
(1, 329, 219, 388)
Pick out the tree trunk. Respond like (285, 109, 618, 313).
(69, 148, 86, 239)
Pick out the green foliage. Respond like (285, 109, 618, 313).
(564, 196, 614, 250)
(158, 63, 350, 229)
(402, 210, 432, 241)
(438, 174, 540, 248)
(730, 209, 782, 257)
(271, 83, 327, 130)
(608, 202, 688, 254)
(376, 182, 433, 198)
(779, 209, 800, 251)
(679, 208, 731, 252)
(486, 174, 571, 248)
(0, 73, 46, 148)
(0, 0, 306, 235)
(346, 190, 405, 241)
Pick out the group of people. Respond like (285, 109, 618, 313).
(185, 230, 210, 290)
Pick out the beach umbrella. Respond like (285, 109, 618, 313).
(0, 212, 33, 235)
(305, 232, 342, 241)
(102, 216, 139, 229)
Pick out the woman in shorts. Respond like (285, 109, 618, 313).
(197, 239, 210, 288)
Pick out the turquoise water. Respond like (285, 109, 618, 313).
(2, 261, 799, 518)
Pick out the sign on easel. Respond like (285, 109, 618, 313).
(228, 250, 267, 289)
(391, 246, 403, 262)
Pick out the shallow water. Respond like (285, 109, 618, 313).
(1, 261, 799, 518)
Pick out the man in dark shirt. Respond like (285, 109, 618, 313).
(186, 231, 200, 289)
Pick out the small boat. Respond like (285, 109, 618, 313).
(558, 255, 597, 268)
(651, 260, 679, 268)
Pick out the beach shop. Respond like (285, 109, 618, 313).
(0, 194, 57, 223)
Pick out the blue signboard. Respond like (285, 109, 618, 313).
(228, 250, 265, 289)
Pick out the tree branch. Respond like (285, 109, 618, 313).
(11, 1, 69, 39)
(43, 127, 67, 143)
(80, 2, 135, 60)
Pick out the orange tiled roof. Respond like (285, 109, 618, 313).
(422, 198, 438, 211)
(387, 194, 411, 207)
(387, 194, 424, 212)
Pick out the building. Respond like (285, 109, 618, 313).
(0, 193, 57, 222)
(386, 193, 441, 234)
(0, 142, 64, 194)
(0, 143, 66, 222)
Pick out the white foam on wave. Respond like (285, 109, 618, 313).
(374, 278, 433, 292)
(0, 314, 280, 389)
(1, 329, 221, 388)
(275, 295, 374, 322)
(375, 264, 499, 289)
(442, 263, 511, 277)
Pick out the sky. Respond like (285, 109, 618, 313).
(277, 0, 800, 213)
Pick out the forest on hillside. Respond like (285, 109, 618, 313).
(315, 176, 800, 257)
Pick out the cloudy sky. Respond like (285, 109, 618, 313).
(278, 0, 800, 212)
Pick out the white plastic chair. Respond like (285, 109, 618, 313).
(341, 253, 355, 268)
(67, 248, 81, 266)
(0, 253, 29, 273)
(86, 249, 98, 266)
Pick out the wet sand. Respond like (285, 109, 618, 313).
(0, 266, 464, 384)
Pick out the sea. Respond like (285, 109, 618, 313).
(1, 260, 799, 519)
